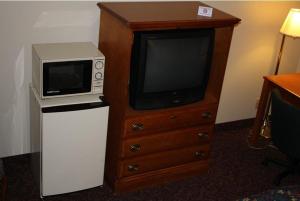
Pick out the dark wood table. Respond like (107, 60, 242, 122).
(249, 73, 300, 145)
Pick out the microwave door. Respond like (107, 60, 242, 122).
(43, 60, 92, 97)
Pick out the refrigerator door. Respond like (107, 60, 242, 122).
(41, 102, 108, 196)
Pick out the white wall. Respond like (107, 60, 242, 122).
(0, 1, 300, 157)
(0, 2, 100, 158)
(206, 1, 300, 123)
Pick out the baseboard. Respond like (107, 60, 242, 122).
(215, 118, 254, 132)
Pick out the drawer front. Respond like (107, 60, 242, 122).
(121, 125, 213, 158)
(120, 145, 209, 177)
(124, 105, 217, 137)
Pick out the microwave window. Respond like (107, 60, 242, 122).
(43, 60, 92, 96)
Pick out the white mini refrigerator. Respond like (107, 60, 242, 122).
(30, 87, 109, 197)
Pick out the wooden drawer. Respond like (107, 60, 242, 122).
(119, 145, 209, 177)
(121, 125, 213, 158)
(124, 105, 217, 137)
(115, 160, 209, 192)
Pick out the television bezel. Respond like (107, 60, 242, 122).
(129, 28, 215, 110)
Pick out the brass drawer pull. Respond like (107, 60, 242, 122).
(132, 123, 144, 131)
(197, 132, 209, 139)
(202, 112, 212, 119)
(128, 164, 139, 172)
(130, 144, 141, 152)
(195, 151, 206, 159)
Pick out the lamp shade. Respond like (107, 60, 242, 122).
(280, 8, 300, 37)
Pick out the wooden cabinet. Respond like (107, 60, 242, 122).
(121, 125, 213, 158)
(98, 1, 240, 192)
(124, 105, 217, 137)
(120, 145, 210, 177)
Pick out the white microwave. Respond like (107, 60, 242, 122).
(32, 42, 105, 99)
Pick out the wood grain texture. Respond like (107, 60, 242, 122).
(121, 125, 213, 158)
(115, 160, 210, 192)
(98, 1, 240, 30)
(206, 26, 235, 101)
(98, 9, 133, 185)
(120, 145, 210, 177)
(124, 105, 217, 137)
(98, 1, 239, 192)
(266, 73, 300, 98)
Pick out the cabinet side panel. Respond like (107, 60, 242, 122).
(98, 10, 133, 186)
(206, 26, 234, 103)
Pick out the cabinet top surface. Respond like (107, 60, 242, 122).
(98, 1, 241, 30)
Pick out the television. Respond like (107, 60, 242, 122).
(129, 28, 215, 110)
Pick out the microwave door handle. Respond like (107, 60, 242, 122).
(42, 102, 108, 113)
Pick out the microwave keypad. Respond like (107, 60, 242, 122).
(95, 60, 104, 69)
(95, 72, 103, 80)
(93, 60, 104, 94)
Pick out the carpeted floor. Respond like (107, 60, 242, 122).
(2, 125, 300, 201)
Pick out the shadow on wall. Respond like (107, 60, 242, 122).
(12, 47, 29, 155)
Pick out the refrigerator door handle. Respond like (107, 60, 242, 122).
(42, 101, 108, 113)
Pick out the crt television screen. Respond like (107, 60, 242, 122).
(143, 34, 212, 93)
(130, 29, 214, 110)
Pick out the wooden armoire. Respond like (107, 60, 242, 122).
(98, 1, 240, 192)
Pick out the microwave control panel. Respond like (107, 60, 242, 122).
(93, 59, 105, 94)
